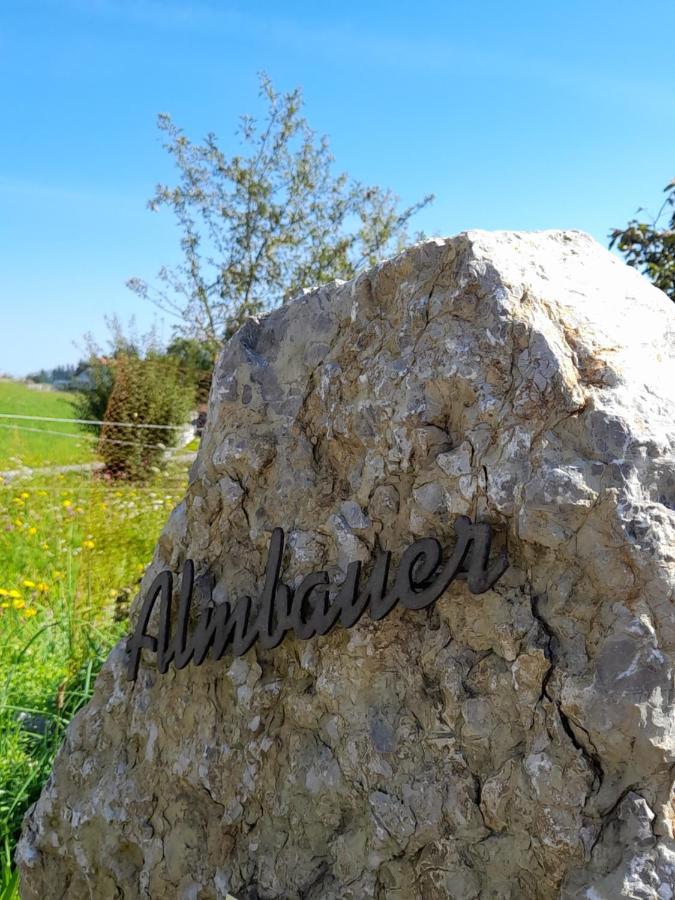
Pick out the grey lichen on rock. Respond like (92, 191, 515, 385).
(17, 231, 675, 898)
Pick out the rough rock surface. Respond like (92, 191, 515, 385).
(18, 231, 675, 898)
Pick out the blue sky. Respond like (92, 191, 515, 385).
(2, 0, 674, 376)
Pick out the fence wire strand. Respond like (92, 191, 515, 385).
(0, 423, 171, 449)
(0, 413, 186, 430)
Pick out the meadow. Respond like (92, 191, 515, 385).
(0, 381, 191, 897)
(0, 381, 95, 470)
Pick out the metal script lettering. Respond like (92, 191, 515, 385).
(127, 515, 508, 680)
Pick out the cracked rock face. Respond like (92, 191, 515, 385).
(18, 231, 675, 898)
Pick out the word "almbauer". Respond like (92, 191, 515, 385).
(127, 515, 508, 680)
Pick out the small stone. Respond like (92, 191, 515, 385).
(368, 484, 400, 521)
(218, 475, 244, 507)
(368, 791, 416, 846)
(412, 481, 445, 513)
(339, 500, 371, 530)
(436, 441, 473, 478)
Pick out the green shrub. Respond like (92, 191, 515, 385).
(98, 353, 194, 479)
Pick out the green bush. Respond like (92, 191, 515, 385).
(98, 353, 194, 478)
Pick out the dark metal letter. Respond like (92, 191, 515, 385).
(126, 570, 172, 681)
(392, 537, 443, 611)
(357, 551, 393, 622)
(173, 560, 196, 670)
(290, 572, 330, 640)
(462, 522, 509, 594)
(256, 528, 289, 650)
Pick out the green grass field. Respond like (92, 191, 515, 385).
(0, 381, 94, 470)
(0, 463, 189, 895)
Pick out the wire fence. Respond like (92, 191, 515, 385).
(0, 413, 188, 430)
(0, 412, 199, 474)
(0, 422, 177, 450)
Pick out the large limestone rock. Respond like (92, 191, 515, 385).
(18, 231, 675, 898)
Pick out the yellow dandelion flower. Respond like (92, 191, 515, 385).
(0, 602, 9, 609)
(12, 598, 25, 609)
(20, 491, 29, 499)
(8, 589, 21, 598)
(36, 582, 49, 594)
(23, 579, 36, 589)
(41, 542, 49, 550)
(12, 498, 24, 506)
(28, 526, 37, 536)
(14, 518, 23, 527)
(82, 540, 96, 551)
(0, 588, 7, 597)
(23, 608, 37, 618)
(62, 499, 73, 508)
